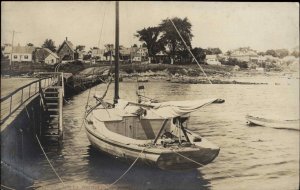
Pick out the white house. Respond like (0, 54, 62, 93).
(230, 47, 258, 62)
(132, 47, 148, 62)
(91, 48, 106, 60)
(4, 45, 35, 62)
(205, 54, 221, 65)
(44, 51, 59, 65)
(34, 48, 59, 65)
(256, 67, 265, 72)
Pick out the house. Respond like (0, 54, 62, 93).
(256, 67, 265, 72)
(154, 51, 168, 64)
(34, 48, 59, 65)
(132, 47, 148, 62)
(230, 47, 258, 62)
(91, 48, 106, 60)
(57, 37, 75, 61)
(119, 47, 132, 61)
(205, 54, 221, 65)
(3, 44, 35, 62)
(218, 54, 229, 61)
(2, 44, 12, 58)
(75, 50, 85, 61)
(257, 56, 267, 63)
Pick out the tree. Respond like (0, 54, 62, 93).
(105, 44, 114, 51)
(265, 49, 277, 57)
(291, 50, 299, 58)
(135, 26, 165, 57)
(159, 17, 193, 61)
(226, 50, 232, 56)
(191, 47, 206, 62)
(42, 39, 56, 52)
(221, 58, 248, 69)
(258, 52, 265, 56)
(76, 45, 85, 51)
(104, 44, 114, 60)
(27, 43, 34, 47)
(206, 48, 222, 55)
(275, 49, 289, 58)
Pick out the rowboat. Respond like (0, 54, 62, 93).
(246, 115, 299, 131)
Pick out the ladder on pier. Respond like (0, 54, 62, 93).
(42, 86, 63, 142)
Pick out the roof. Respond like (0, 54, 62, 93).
(4, 45, 35, 54)
(57, 40, 75, 53)
(156, 51, 167, 56)
(35, 48, 59, 60)
(45, 49, 59, 59)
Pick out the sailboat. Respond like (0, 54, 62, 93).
(84, 1, 224, 170)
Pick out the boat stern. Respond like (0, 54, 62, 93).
(156, 146, 220, 171)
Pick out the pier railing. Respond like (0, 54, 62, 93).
(0, 76, 56, 124)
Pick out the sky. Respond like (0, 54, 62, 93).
(1, 1, 299, 52)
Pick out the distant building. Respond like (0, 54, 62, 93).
(2, 44, 12, 58)
(230, 47, 258, 62)
(91, 48, 105, 60)
(34, 48, 59, 65)
(154, 51, 168, 64)
(218, 54, 229, 61)
(205, 54, 221, 65)
(75, 50, 85, 61)
(132, 47, 148, 62)
(256, 67, 265, 72)
(57, 37, 75, 61)
(3, 44, 35, 62)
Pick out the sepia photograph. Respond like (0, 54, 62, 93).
(1, 1, 299, 190)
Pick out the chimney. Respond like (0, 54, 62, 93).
(66, 37, 68, 41)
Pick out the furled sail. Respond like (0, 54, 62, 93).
(114, 98, 221, 119)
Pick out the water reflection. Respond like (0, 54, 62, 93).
(86, 145, 211, 190)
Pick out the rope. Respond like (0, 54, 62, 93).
(1, 184, 15, 190)
(168, 18, 213, 85)
(105, 147, 146, 189)
(35, 135, 64, 184)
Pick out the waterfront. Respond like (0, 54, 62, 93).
(29, 78, 299, 190)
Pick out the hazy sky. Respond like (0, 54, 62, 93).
(1, 1, 299, 52)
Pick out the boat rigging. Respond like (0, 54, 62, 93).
(84, 1, 225, 171)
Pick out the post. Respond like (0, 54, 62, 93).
(153, 119, 168, 145)
(61, 72, 65, 97)
(9, 96, 12, 114)
(35, 82, 37, 94)
(21, 88, 23, 103)
(28, 84, 31, 97)
(9, 31, 15, 66)
(38, 80, 42, 94)
(114, 1, 120, 104)
(58, 88, 63, 141)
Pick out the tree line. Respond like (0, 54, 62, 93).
(135, 17, 222, 64)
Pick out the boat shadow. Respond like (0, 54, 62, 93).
(86, 145, 212, 190)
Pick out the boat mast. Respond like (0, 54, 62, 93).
(114, 1, 120, 103)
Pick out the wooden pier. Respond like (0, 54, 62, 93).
(1, 72, 104, 144)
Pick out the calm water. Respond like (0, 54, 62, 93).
(34, 79, 299, 190)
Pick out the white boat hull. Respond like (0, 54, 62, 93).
(246, 115, 299, 131)
(85, 120, 220, 170)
